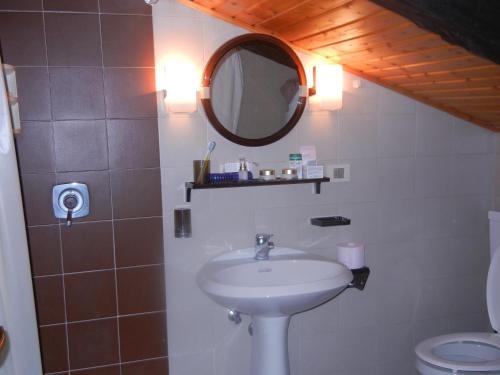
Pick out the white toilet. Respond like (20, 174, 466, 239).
(415, 211, 500, 375)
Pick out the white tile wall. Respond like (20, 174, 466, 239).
(416, 104, 454, 156)
(153, 1, 497, 374)
(377, 114, 416, 158)
(337, 114, 377, 159)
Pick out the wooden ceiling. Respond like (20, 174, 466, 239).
(177, 0, 500, 132)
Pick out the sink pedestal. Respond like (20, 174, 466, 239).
(250, 316, 291, 375)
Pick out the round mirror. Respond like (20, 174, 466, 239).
(201, 34, 307, 147)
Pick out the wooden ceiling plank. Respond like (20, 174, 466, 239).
(348, 57, 488, 78)
(261, 0, 361, 29)
(277, 0, 383, 42)
(243, 0, 273, 13)
(294, 10, 404, 51)
(177, 0, 278, 35)
(431, 95, 500, 100)
(334, 38, 446, 65)
(380, 64, 500, 81)
(317, 24, 432, 57)
(346, 46, 470, 71)
(462, 112, 500, 120)
(383, 69, 500, 85)
(193, 0, 227, 10)
(402, 76, 500, 86)
(295, 12, 410, 51)
(402, 77, 500, 90)
(430, 97, 500, 109)
(416, 85, 500, 94)
(422, 90, 500, 100)
(453, 103, 500, 111)
(385, 45, 466, 63)
(350, 44, 454, 64)
(194, 0, 301, 26)
(332, 31, 440, 60)
(469, 109, 500, 114)
(391, 59, 494, 77)
(235, 0, 310, 25)
(252, 0, 316, 26)
(362, 54, 475, 74)
(214, 0, 267, 19)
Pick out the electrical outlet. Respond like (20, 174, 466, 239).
(326, 164, 350, 182)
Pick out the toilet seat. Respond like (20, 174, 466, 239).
(416, 212, 500, 374)
(416, 333, 500, 372)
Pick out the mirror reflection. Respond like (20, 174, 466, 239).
(210, 40, 302, 140)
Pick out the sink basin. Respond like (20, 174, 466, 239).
(197, 247, 352, 316)
(197, 247, 353, 375)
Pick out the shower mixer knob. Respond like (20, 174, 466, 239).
(63, 194, 78, 210)
(52, 183, 90, 228)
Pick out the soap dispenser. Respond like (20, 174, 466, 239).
(238, 158, 248, 181)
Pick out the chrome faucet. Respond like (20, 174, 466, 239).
(254, 233, 275, 260)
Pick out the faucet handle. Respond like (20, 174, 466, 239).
(255, 233, 273, 244)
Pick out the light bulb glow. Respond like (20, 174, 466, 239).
(163, 56, 199, 113)
(310, 63, 343, 111)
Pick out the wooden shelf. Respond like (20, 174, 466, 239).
(185, 177, 330, 202)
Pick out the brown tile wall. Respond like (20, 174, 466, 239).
(0, 0, 167, 374)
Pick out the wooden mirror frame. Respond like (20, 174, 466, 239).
(201, 33, 308, 147)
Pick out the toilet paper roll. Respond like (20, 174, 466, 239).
(337, 242, 365, 269)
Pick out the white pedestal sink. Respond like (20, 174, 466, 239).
(196, 247, 353, 375)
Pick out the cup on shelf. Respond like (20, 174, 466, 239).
(193, 160, 210, 184)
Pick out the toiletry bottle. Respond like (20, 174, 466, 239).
(238, 158, 249, 181)
(289, 153, 303, 179)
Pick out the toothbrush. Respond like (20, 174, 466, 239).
(197, 141, 216, 183)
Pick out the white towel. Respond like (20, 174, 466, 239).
(0, 62, 12, 155)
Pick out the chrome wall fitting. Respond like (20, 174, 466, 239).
(52, 183, 90, 227)
(228, 310, 242, 324)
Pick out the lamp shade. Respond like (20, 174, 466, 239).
(164, 56, 198, 113)
(311, 63, 343, 111)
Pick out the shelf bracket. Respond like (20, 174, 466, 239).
(348, 267, 370, 291)
(314, 182, 321, 194)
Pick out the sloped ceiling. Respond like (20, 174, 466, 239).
(177, 0, 500, 132)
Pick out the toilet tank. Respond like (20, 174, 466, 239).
(489, 211, 500, 258)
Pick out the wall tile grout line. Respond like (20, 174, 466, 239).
(33, 262, 166, 279)
(23, 166, 163, 176)
(97, 0, 122, 368)
(27, 216, 163, 230)
(39, 5, 72, 373)
(13, 65, 156, 69)
(39, 309, 168, 328)
(94, 1, 125, 371)
(0, 9, 153, 17)
(44, 355, 169, 375)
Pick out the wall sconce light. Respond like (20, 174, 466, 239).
(308, 63, 343, 111)
(163, 57, 199, 113)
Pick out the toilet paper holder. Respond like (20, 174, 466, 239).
(348, 267, 370, 290)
